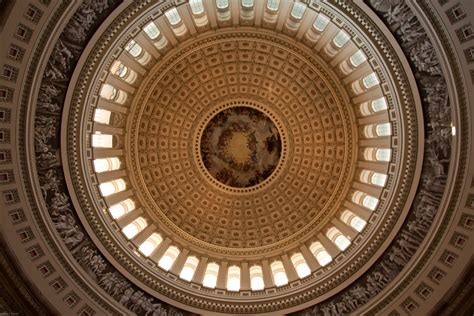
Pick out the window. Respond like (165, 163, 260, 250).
(143, 22, 161, 39)
(203, 263, 219, 288)
(376, 123, 392, 136)
(290, 2, 306, 19)
(313, 14, 330, 32)
(333, 30, 350, 48)
(122, 217, 147, 239)
(139, 233, 163, 256)
(216, 0, 229, 9)
(362, 72, 380, 89)
(340, 210, 367, 232)
(189, 0, 205, 14)
(125, 40, 143, 57)
(109, 199, 135, 219)
(327, 227, 351, 251)
(242, 0, 253, 8)
(93, 109, 112, 124)
(165, 8, 181, 25)
(180, 256, 199, 281)
(99, 179, 126, 197)
(371, 173, 387, 187)
(376, 148, 391, 161)
(227, 266, 241, 291)
(250, 265, 264, 290)
(349, 50, 367, 67)
(372, 97, 388, 112)
(158, 246, 180, 271)
(93, 158, 120, 173)
(266, 0, 279, 11)
(100, 84, 127, 104)
(290, 253, 311, 278)
(270, 261, 288, 287)
(110, 61, 137, 83)
(363, 195, 379, 210)
(92, 132, 113, 148)
(309, 242, 332, 266)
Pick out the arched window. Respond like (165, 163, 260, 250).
(122, 217, 147, 239)
(250, 265, 264, 290)
(371, 172, 388, 186)
(203, 263, 219, 288)
(165, 8, 181, 25)
(138, 233, 163, 256)
(309, 242, 332, 266)
(242, 0, 253, 8)
(313, 14, 330, 32)
(180, 256, 199, 281)
(92, 132, 113, 148)
(189, 0, 204, 14)
(290, 2, 306, 19)
(340, 209, 367, 232)
(227, 266, 241, 291)
(216, 0, 229, 9)
(271, 261, 288, 287)
(109, 199, 135, 219)
(290, 253, 311, 278)
(376, 148, 392, 161)
(371, 97, 388, 112)
(362, 72, 379, 89)
(349, 49, 367, 67)
(333, 30, 350, 48)
(143, 22, 160, 39)
(110, 61, 137, 84)
(100, 84, 127, 104)
(94, 109, 111, 124)
(93, 158, 121, 173)
(125, 40, 142, 57)
(266, 0, 279, 11)
(327, 227, 351, 251)
(363, 195, 379, 210)
(158, 246, 180, 271)
(376, 123, 392, 136)
(99, 179, 126, 197)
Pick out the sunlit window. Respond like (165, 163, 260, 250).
(242, 0, 253, 8)
(203, 263, 219, 288)
(376, 148, 392, 161)
(180, 256, 199, 281)
(158, 246, 180, 271)
(313, 14, 330, 32)
(165, 8, 181, 25)
(351, 216, 367, 232)
(110, 61, 128, 78)
(290, 253, 311, 278)
(349, 49, 367, 67)
(109, 199, 135, 219)
(250, 265, 264, 290)
(376, 123, 392, 136)
(93, 157, 120, 173)
(327, 227, 351, 251)
(227, 266, 241, 291)
(266, 0, 279, 11)
(100, 84, 127, 104)
(291, 2, 306, 19)
(92, 132, 113, 148)
(363, 72, 379, 89)
(125, 40, 143, 57)
(189, 0, 205, 14)
(216, 0, 229, 9)
(333, 30, 350, 48)
(372, 97, 388, 112)
(270, 261, 288, 287)
(371, 173, 388, 187)
(122, 217, 147, 239)
(143, 22, 160, 39)
(139, 233, 163, 256)
(309, 242, 332, 266)
(99, 179, 126, 197)
(363, 195, 379, 210)
(94, 109, 111, 124)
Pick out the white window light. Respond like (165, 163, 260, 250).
(109, 199, 135, 219)
(226, 266, 241, 291)
(349, 49, 367, 67)
(138, 233, 163, 256)
(371, 173, 388, 187)
(143, 22, 160, 39)
(363, 195, 379, 210)
(125, 40, 143, 58)
(189, 0, 205, 14)
(376, 148, 392, 161)
(250, 265, 265, 290)
(333, 30, 350, 48)
(100, 84, 116, 100)
(290, 253, 311, 278)
(93, 109, 112, 124)
(110, 61, 128, 78)
(92, 132, 113, 148)
(93, 157, 120, 173)
(376, 123, 392, 136)
(371, 97, 388, 112)
(216, 0, 229, 9)
(180, 256, 199, 281)
(363, 72, 380, 89)
(242, 0, 253, 8)
(291, 2, 306, 19)
(271, 261, 288, 287)
(203, 263, 219, 288)
(99, 179, 126, 197)
(122, 217, 147, 239)
(350, 216, 367, 232)
(158, 246, 180, 271)
(310, 242, 332, 266)
(313, 14, 330, 32)
(266, 0, 280, 11)
(165, 8, 181, 25)
(327, 227, 351, 251)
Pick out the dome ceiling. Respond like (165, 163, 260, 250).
(0, 0, 473, 315)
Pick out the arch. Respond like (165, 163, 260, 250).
(179, 256, 199, 281)
(333, 30, 350, 48)
(270, 261, 288, 287)
(326, 227, 351, 251)
(99, 84, 127, 104)
(349, 49, 367, 67)
(110, 60, 137, 84)
(142, 21, 168, 49)
(125, 40, 151, 65)
(138, 233, 163, 256)
(226, 266, 241, 291)
(309, 241, 332, 266)
(93, 157, 121, 173)
(99, 179, 126, 197)
(242, 0, 254, 8)
(189, 0, 205, 14)
(109, 199, 135, 219)
(340, 209, 367, 232)
(290, 253, 311, 278)
(158, 246, 180, 271)
(122, 217, 147, 239)
(203, 263, 219, 288)
(165, 8, 181, 25)
(249, 265, 264, 290)
(216, 0, 229, 9)
(313, 13, 330, 32)
(266, 0, 279, 11)
(362, 72, 380, 89)
(290, 2, 306, 20)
